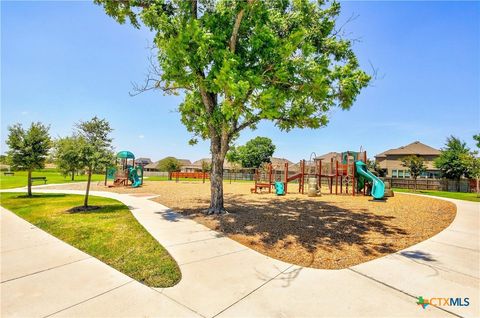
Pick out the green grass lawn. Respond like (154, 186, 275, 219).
(0, 192, 181, 287)
(393, 188, 480, 202)
(0, 170, 104, 189)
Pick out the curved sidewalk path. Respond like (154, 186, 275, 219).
(1, 187, 479, 317)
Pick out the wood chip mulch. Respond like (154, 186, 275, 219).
(50, 181, 457, 269)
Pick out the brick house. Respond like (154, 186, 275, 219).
(375, 141, 441, 178)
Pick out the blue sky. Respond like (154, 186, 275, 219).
(2, 1, 479, 162)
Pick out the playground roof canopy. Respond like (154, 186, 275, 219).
(117, 151, 135, 159)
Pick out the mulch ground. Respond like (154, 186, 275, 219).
(50, 180, 457, 269)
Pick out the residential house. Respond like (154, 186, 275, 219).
(144, 158, 192, 172)
(375, 141, 441, 178)
(134, 157, 152, 168)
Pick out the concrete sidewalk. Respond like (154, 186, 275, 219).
(1, 188, 478, 317)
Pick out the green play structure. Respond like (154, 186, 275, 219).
(105, 151, 143, 188)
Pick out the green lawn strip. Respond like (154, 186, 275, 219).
(393, 188, 480, 202)
(0, 193, 181, 287)
(0, 170, 104, 189)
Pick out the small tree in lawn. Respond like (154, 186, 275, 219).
(54, 136, 84, 181)
(471, 133, 480, 196)
(157, 157, 181, 180)
(76, 117, 113, 208)
(435, 136, 471, 191)
(401, 155, 426, 191)
(201, 160, 211, 183)
(96, 0, 371, 214)
(6, 122, 51, 196)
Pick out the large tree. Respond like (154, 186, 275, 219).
(401, 155, 426, 191)
(76, 117, 114, 207)
(54, 136, 85, 181)
(228, 136, 276, 168)
(6, 122, 51, 196)
(96, 0, 371, 213)
(435, 136, 471, 191)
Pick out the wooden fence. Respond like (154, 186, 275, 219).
(385, 178, 476, 192)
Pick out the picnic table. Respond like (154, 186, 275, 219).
(3, 172, 14, 176)
(31, 177, 47, 184)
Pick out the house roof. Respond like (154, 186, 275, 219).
(375, 141, 441, 158)
(135, 157, 152, 163)
(192, 158, 236, 169)
(144, 158, 191, 169)
(315, 152, 342, 161)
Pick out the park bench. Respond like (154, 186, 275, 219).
(3, 172, 14, 176)
(31, 177, 47, 184)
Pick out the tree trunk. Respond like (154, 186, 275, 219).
(84, 168, 92, 207)
(413, 177, 417, 192)
(27, 170, 32, 197)
(71, 171, 75, 181)
(208, 152, 226, 214)
(168, 171, 172, 180)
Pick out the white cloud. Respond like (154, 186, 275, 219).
(21, 111, 28, 116)
(138, 134, 145, 139)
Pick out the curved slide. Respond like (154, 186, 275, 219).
(128, 167, 142, 188)
(355, 161, 385, 200)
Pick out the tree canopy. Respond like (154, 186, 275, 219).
(157, 157, 182, 174)
(401, 155, 426, 191)
(96, 0, 371, 213)
(435, 136, 471, 181)
(54, 135, 86, 180)
(75, 117, 114, 207)
(6, 122, 51, 196)
(228, 136, 276, 168)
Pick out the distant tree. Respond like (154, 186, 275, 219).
(435, 136, 471, 191)
(200, 160, 211, 183)
(230, 137, 276, 168)
(366, 159, 386, 177)
(54, 136, 85, 181)
(157, 157, 181, 180)
(96, 0, 371, 214)
(471, 134, 480, 196)
(0, 155, 8, 165)
(76, 117, 114, 208)
(401, 155, 426, 191)
(6, 122, 51, 196)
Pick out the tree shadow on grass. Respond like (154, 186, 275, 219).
(13, 194, 68, 199)
(66, 204, 127, 214)
(177, 193, 409, 260)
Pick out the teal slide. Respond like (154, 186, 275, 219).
(128, 167, 142, 188)
(355, 161, 385, 200)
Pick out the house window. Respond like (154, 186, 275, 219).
(392, 169, 398, 178)
(405, 170, 411, 178)
(398, 170, 404, 178)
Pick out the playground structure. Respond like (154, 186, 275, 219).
(105, 151, 143, 188)
(251, 150, 386, 199)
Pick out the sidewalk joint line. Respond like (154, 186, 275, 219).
(211, 265, 295, 318)
(179, 248, 249, 266)
(42, 280, 134, 318)
(150, 287, 207, 318)
(348, 268, 463, 318)
(1, 256, 92, 284)
(166, 235, 224, 248)
(430, 239, 479, 252)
